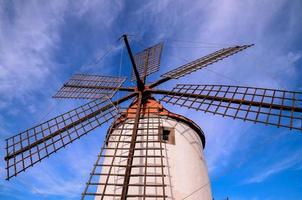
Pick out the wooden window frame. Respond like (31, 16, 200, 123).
(159, 127, 175, 145)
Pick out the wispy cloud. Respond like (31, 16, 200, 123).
(242, 150, 302, 184)
(26, 166, 83, 198)
(1, 0, 302, 199)
(0, 1, 121, 199)
(0, 1, 67, 102)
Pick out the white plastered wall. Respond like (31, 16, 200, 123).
(95, 116, 212, 200)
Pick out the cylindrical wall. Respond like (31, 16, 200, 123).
(96, 115, 212, 200)
(161, 117, 212, 199)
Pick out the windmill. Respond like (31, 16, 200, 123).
(4, 34, 302, 200)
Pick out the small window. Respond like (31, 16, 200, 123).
(162, 129, 170, 141)
(160, 127, 175, 145)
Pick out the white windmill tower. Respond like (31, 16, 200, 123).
(91, 97, 212, 199)
(4, 34, 301, 200)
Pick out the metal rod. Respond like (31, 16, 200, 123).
(159, 114, 166, 200)
(122, 34, 144, 91)
(121, 92, 143, 199)
(148, 77, 171, 89)
(150, 89, 302, 113)
(81, 119, 118, 200)
(63, 83, 135, 92)
(149, 45, 253, 89)
(142, 49, 149, 84)
(100, 115, 127, 200)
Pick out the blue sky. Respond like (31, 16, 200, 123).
(0, 0, 302, 199)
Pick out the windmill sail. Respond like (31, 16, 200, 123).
(5, 33, 300, 200)
(5, 94, 135, 180)
(53, 74, 127, 100)
(161, 44, 253, 79)
(131, 42, 163, 81)
(82, 105, 167, 199)
(159, 84, 302, 130)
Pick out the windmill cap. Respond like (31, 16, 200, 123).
(107, 97, 206, 148)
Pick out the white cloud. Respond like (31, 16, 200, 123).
(1, 0, 301, 199)
(0, 1, 122, 198)
(0, 1, 67, 103)
(287, 51, 302, 64)
(243, 150, 302, 184)
(72, 0, 123, 26)
(28, 166, 83, 197)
